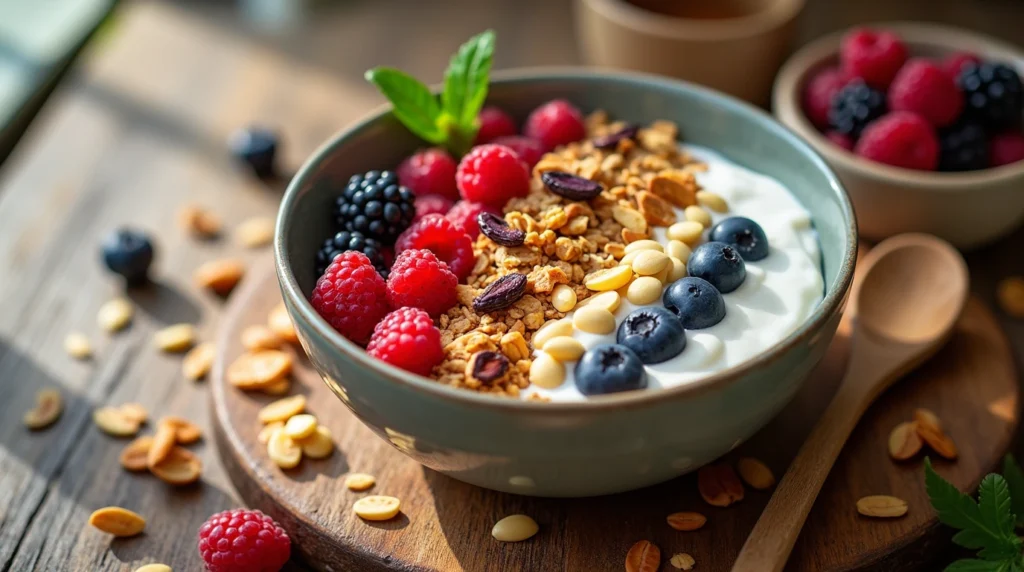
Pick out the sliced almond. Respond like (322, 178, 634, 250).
(178, 204, 221, 238)
(64, 332, 92, 359)
(297, 425, 334, 459)
(353, 495, 401, 521)
(344, 472, 376, 491)
(917, 423, 958, 460)
(612, 205, 647, 233)
(637, 190, 677, 226)
(698, 463, 745, 507)
(261, 378, 292, 396)
(284, 414, 318, 440)
(257, 421, 284, 445)
(147, 420, 178, 468)
(268, 303, 299, 343)
(93, 406, 141, 437)
(235, 217, 275, 248)
(736, 457, 775, 490)
(648, 171, 697, 207)
(162, 416, 202, 444)
(625, 540, 660, 572)
(267, 427, 302, 469)
(150, 446, 202, 485)
(182, 342, 216, 381)
(120, 436, 154, 471)
(241, 325, 282, 351)
(88, 506, 146, 537)
(194, 259, 245, 296)
(888, 421, 923, 461)
(258, 394, 306, 424)
(227, 350, 293, 390)
(913, 408, 942, 433)
(856, 495, 908, 518)
(154, 324, 196, 353)
(669, 553, 696, 571)
(666, 511, 706, 531)
(97, 298, 134, 332)
(23, 388, 63, 430)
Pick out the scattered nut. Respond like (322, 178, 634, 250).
(648, 171, 697, 207)
(119, 436, 153, 471)
(267, 427, 302, 469)
(624, 240, 663, 254)
(997, 277, 1024, 318)
(353, 495, 401, 521)
(736, 457, 775, 490)
(551, 283, 577, 312)
(575, 291, 621, 313)
(666, 240, 691, 263)
(666, 221, 704, 245)
(97, 298, 134, 332)
(637, 191, 677, 226)
(93, 406, 142, 437)
(149, 446, 202, 485)
(147, 420, 179, 468)
(584, 266, 633, 292)
(696, 190, 728, 212)
(684, 205, 712, 227)
(913, 408, 942, 433)
(241, 325, 283, 351)
(268, 303, 299, 343)
(573, 305, 616, 335)
(856, 495, 908, 518)
(284, 413, 318, 440)
(228, 350, 293, 390)
(234, 216, 275, 248)
(917, 422, 958, 460)
(88, 506, 146, 537)
(888, 421, 923, 461)
(258, 394, 307, 424)
(531, 319, 573, 350)
(631, 250, 669, 276)
(543, 336, 585, 362)
(491, 514, 539, 542)
(153, 324, 196, 353)
(162, 416, 202, 444)
(193, 259, 245, 296)
(344, 472, 376, 491)
(667, 257, 687, 283)
(625, 540, 661, 572)
(182, 342, 216, 381)
(297, 425, 334, 459)
(135, 564, 172, 572)
(119, 403, 148, 425)
(529, 352, 566, 389)
(698, 463, 745, 507)
(178, 205, 221, 238)
(612, 206, 648, 233)
(64, 332, 92, 359)
(23, 388, 63, 430)
(261, 378, 292, 396)
(670, 553, 696, 570)
(257, 421, 283, 445)
(666, 511, 706, 531)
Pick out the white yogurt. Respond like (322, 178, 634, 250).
(526, 145, 825, 402)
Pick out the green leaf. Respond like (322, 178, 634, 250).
(978, 474, 1021, 560)
(441, 30, 495, 133)
(365, 67, 446, 144)
(946, 559, 1013, 572)
(1003, 455, 1024, 527)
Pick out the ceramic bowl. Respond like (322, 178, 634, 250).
(774, 23, 1024, 249)
(275, 69, 857, 497)
(575, 0, 805, 105)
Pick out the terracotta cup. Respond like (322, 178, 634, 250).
(575, 0, 805, 105)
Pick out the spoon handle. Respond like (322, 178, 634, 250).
(731, 378, 872, 572)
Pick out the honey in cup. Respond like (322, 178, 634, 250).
(623, 0, 766, 20)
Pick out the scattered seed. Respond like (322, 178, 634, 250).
(88, 506, 146, 537)
(551, 283, 577, 312)
(298, 425, 334, 459)
(97, 298, 134, 332)
(625, 540, 661, 572)
(162, 416, 202, 444)
(696, 190, 728, 213)
(93, 406, 142, 437)
(669, 553, 696, 570)
(284, 413, 318, 440)
(631, 250, 670, 276)
(344, 472, 376, 491)
(666, 221, 704, 245)
(888, 421, 923, 461)
(234, 217, 275, 248)
(698, 463, 745, 507)
(627, 276, 663, 305)
(241, 325, 283, 351)
(491, 514, 539, 542)
(258, 394, 307, 424)
(997, 277, 1024, 318)
(667, 257, 687, 283)
(267, 427, 302, 469)
(120, 436, 153, 471)
(575, 291, 621, 313)
(23, 388, 63, 430)
(228, 350, 293, 390)
(856, 495, 908, 518)
(666, 511, 706, 531)
(624, 240, 663, 254)
(584, 265, 633, 292)
(182, 342, 216, 381)
(736, 457, 775, 490)
(268, 303, 299, 343)
(194, 259, 245, 296)
(257, 421, 283, 445)
(261, 378, 292, 396)
(531, 319, 573, 350)
(542, 336, 585, 362)
(666, 240, 691, 263)
(178, 205, 221, 238)
(153, 324, 196, 353)
(64, 332, 92, 359)
(149, 446, 202, 485)
(148, 421, 178, 468)
(573, 305, 616, 335)
(684, 205, 712, 227)
(135, 564, 172, 572)
(529, 352, 566, 389)
(353, 495, 401, 521)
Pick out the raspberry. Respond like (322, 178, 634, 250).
(397, 148, 459, 200)
(490, 135, 545, 168)
(311, 251, 390, 346)
(386, 249, 458, 317)
(990, 131, 1024, 167)
(825, 131, 855, 151)
(395, 214, 475, 281)
(367, 307, 444, 375)
(888, 59, 964, 128)
(445, 200, 499, 237)
(413, 194, 454, 222)
(455, 143, 530, 208)
(314, 230, 388, 278)
(475, 106, 518, 145)
(829, 80, 887, 137)
(958, 62, 1024, 131)
(840, 28, 907, 89)
(197, 509, 290, 572)
(938, 122, 988, 172)
(941, 52, 981, 81)
(855, 112, 939, 171)
(802, 67, 849, 129)
(335, 170, 416, 245)
(524, 99, 587, 151)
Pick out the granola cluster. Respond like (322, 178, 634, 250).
(432, 112, 707, 398)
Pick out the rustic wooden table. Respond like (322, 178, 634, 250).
(0, 1, 1022, 570)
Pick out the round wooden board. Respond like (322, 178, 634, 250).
(212, 259, 1020, 572)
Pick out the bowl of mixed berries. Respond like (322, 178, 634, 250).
(774, 23, 1024, 248)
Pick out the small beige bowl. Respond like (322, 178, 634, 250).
(774, 22, 1024, 249)
(575, 0, 805, 105)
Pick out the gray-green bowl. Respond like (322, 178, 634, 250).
(275, 69, 857, 497)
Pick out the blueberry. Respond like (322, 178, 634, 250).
(101, 228, 154, 285)
(663, 277, 726, 329)
(616, 307, 686, 364)
(687, 242, 746, 293)
(228, 126, 279, 179)
(574, 344, 647, 396)
(709, 217, 769, 261)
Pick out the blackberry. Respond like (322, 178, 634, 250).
(315, 230, 388, 278)
(334, 170, 415, 245)
(958, 62, 1023, 131)
(828, 81, 887, 137)
(938, 122, 989, 172)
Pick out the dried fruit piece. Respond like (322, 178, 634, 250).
(540, 171, 604, 200)
(88, 506, 146, 537)
(93, 406, 142, 437)
(148, 420, 179, 468)
(154, 324, 196, 353)
(666, 511, 706, 531)
(163, 416, 202, 444)
(473, 273, 528, 313)
(888, 421, 923, 461)
(119, 436, 153, 471)
(344, 473, 376, 491)
(241, 325, 282, 351)
(182, 342, 216, 381)
(856, 495, 908, 518)
(267, 428, 302, 469)
(23, 388, 63, 430)
(193, 259, 245, 296)
(698, 463, 745, 507)
(258, 395, 306, 424)
(64, 332, 92, 359)
(297, 425, 334, 459)
(625, 540, 660, 572)
(268, 303, 299, 343)
(227, 350, 293, 390)
(736, 457, 775, 490)
(97, 298, 134, 332)
(258, 421, 283, 445)
(150, 446, 202, 485)
(179, 205, 221, 238)
(353, 495, 401, 521)
(491, 514, 539, 542)
(234, 216, 275, 248)
(467, 351, 510, 383)
(477, 212, 526, 247)
(648, 171, 698, 207)
(669, 553, 696, 571)
(284, 414, 318, 440)
(592, 125, 638, 149)
(997, 276, 1024, 318)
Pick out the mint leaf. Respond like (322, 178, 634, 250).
(978, 474, 1022, 560)
(946, 559, 1014, 572)
(1003, 455, 1024, 527)
(365, 67, 447, 144)
(442, 30, 495, 129)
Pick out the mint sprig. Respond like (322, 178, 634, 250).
(365, 30, 495, 156)
(1003, 455, 1024, 527)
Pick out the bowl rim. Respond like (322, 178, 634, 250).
(773, 21, 1024, 188)
(579, 0, 806, 41)
(275, 67, 858, 414)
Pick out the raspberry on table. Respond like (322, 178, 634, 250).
(958, 62, 1024, 131)
(366, 307, 445, 375)
(335, 170, 416, 245)
(197, 508, 290, 572)
(475, 106, 518, 145)
(490, 135, 545, 168)
(386, 249, 458, 318)
(455, 143, 531, 208)
(989, 131, 1024, 167)
(395, 214, 475, 281)
(938, 122, 988, 172)
(397, 148, 459, 200)
(840, 28, 907, 89)
(314, 230, 388, 278)
(829, 80, 887, 137)
(446, 200, 499, 237)
(941, 52, 982, 81)
(524, 99, 587, 151)
(413, 194, 454, 223)
(311, 251, 390, 346)
(825, 131, 855, 151)
(855, 111, 939, 171)
(888, 58, 964, 128)
(802, 66, 849, 129)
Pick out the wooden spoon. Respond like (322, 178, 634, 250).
(731, 233, 969, 572)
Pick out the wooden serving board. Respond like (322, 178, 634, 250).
(211, 259, 1020, 572)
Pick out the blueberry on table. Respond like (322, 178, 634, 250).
(687, 242, 746, 293)
(663, 277, 726, 330)
(709, 217, 769, 261)
(575, 344, 647, 396)
(616, 307, 686, 364)
(101, 228, 154, 285)
(228, 126, 279, 179)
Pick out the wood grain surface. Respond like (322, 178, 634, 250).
(1, 0, 1023, 570)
